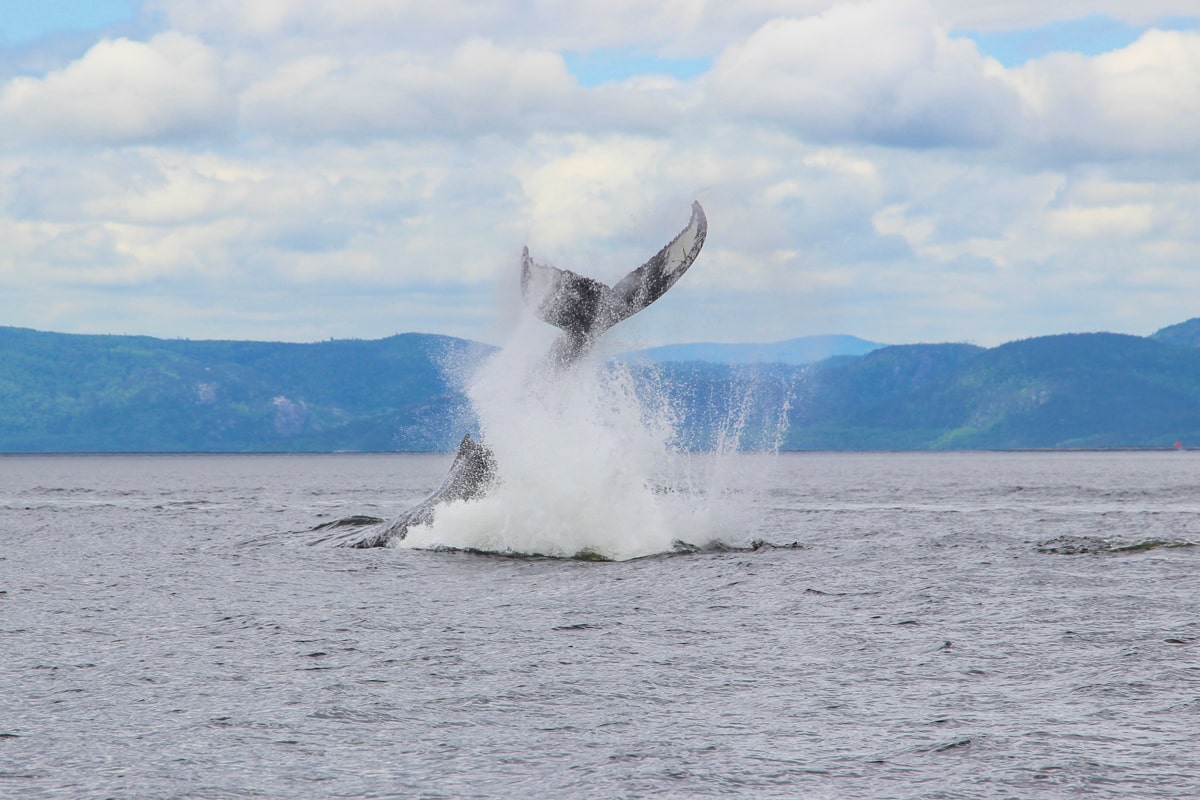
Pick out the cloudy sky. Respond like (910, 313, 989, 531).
(1, 1, 1198, 348)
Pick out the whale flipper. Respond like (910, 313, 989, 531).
(345, 433, 495, 548)
(521, 201, 707, 350)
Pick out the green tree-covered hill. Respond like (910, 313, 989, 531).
(4, 324, 1200, 451)
(784, 333, 1200, 449)
(1151, 317, 1200, 347)
(0, 327, 490, 451)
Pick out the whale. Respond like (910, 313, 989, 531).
(345, 201, 708, 548)
(347, 432, 496, 548)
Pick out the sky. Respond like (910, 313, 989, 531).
(1, 1, 1199, 349)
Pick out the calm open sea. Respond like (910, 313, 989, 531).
(1, 451, 1198, 799)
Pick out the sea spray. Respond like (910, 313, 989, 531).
(400, 316, 739, 560)
(668, 365, 798, 521)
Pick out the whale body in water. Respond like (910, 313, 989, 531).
(346, 201, 708, 549)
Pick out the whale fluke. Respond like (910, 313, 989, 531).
(521, 201, 707, 362)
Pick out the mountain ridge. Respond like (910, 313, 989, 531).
(624, 334, 884, 365)
(3, 322, 1199, 452)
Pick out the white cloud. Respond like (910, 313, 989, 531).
(706, 1, 1020, 146)
(518, 135, 674, 252)
(1044, 204, 1157, 240)
(147, 0, 508, 43)
(3, 0, 1200, 347)
(0, 32, 233, 143)
(240, 39, 580, 139)
(146, 0, 795, 54)
(928, 0, 1199, 30)
(1010, 29, 1200, 160)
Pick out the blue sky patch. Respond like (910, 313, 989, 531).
(0, 0, 134, 44)
(563, 48, 712, 87)
(961, 14, 1200, 67)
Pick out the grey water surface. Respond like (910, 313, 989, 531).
(1, 451, 1198, 799)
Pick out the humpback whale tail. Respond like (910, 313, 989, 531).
(520, 201, 707, 362)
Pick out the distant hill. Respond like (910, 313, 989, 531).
(0, 327, 491, 452)
(783, 334, 1200, 449)
(5, 324, 1200, 452)
(627, 334, 883, 365)
(1151, 318, 1200, 347)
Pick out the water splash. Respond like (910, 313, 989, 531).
(400, 316, 745, 561)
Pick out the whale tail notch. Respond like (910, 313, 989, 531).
(521, 201, 707, 349)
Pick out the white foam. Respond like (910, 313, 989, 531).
(400, 314, 739, 560)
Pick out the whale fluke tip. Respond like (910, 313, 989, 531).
(521, 202, 707, 348)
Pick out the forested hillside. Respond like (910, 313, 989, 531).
(0, 327, 488, 451)
(4, 324, 1200, 451)
(782, 334, 1200, 449)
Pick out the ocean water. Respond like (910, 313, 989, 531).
(2, 450, 1198, 799)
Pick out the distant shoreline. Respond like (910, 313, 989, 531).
(2, 447, 1193, 457)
